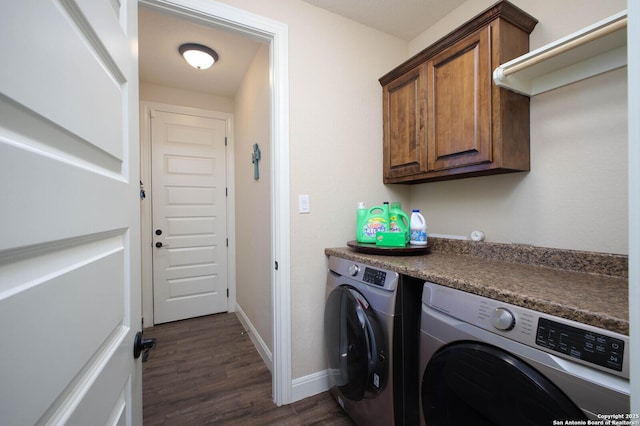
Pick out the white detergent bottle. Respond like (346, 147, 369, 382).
(410, 209, 427, 246)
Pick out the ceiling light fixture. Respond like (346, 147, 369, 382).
(179, 43, 219, 70)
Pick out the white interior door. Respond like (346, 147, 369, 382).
(151, 109, 228, 324)
(0, 0, 141, 425)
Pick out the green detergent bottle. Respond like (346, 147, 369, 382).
(356, 202, 368, 242)
(357, 202, 390, 243)
(389, 202, 411, 245)
(389, 202, 410, 234)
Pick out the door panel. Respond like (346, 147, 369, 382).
(422, 342, 586, 425)
(427, 27, 491, 171)
(0, 0, 126, 164)
(151, 110, 228, 324)
(382, 64, 428, 179)
(0, 1, 140, 425)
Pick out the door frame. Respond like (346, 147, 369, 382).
(138, 0, 292, 405)
(140, 102, 236, 325)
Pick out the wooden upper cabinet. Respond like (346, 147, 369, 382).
(428, 27, 491, 172)
(382, 64, 427, 179)
(379, 1, 538, 183)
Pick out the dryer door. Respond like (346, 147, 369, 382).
(421, 342, 586, 425)
(324, 285, 387, 401)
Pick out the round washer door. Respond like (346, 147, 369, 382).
(422, 342, 586, 425)
(324, 285, 387, 401)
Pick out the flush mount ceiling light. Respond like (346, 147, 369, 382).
(179, 43, 219, 70)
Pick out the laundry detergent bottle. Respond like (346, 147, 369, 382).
(357, 202, 390, 243)
(356, 202, 368, 241)
(410, 209, 428, 246)
(389, 202, 410, 234)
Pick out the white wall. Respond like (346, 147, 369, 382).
(233, 43, 273, 355)
(408, 0, 628, 254)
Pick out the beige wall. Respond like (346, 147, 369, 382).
(408, 0, 628, 254)
(233, 44, 273, 352)
(211, 0, 411, 380)
(214, 0, 628, 383)
(283, 2, 411, 379)
(139, 81, 234, 112)
(409, 0, 627, 52)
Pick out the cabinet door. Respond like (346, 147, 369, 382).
(382, 64, 427, 180)
(427, 27, 491, 172)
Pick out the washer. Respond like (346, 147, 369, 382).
(419, 282, 630, 425)
(324, 256, 421, 425)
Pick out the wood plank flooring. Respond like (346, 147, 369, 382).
(142, 313, 354, 425)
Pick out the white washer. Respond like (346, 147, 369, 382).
(419, 282, 630, 425)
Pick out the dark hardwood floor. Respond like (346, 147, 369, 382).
(142, 313, 354, 425)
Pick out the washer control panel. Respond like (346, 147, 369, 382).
(362, 267, 387, 287)
(328, 256, 398, 292)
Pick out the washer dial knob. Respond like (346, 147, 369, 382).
(490, 308, 515, 331)
(347, 264, 360, 276)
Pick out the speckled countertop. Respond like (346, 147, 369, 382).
(325, 238, 629, 335)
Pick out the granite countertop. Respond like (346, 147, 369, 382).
(325, 239, 629, 335)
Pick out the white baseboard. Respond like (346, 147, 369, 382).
(234, 304, 273, 373)
(234, 304, 331, 403)
(291, 369, 331, 402)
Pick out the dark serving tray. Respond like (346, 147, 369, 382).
(346, 240, 430, 256)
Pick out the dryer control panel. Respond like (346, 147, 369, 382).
(423, 282, 629, 379)
(535, 318, 624, 372)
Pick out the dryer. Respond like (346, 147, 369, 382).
(324, 256, 421, 425)
(418, 282, 630, 426)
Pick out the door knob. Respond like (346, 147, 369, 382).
(155, 229, 162, 235)
(133, 331, 157, 362)
(155, 242, 163, 248)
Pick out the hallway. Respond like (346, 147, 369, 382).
(142, 313, 354, 425)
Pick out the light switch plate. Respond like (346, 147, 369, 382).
(298, 194, 310, 214)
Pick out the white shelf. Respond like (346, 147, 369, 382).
(493, 10, 627, 96)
